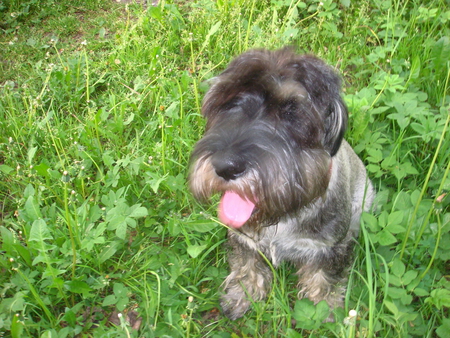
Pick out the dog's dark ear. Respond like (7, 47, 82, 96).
(323, 94, 348, 156)
(290, 55, 348, 156)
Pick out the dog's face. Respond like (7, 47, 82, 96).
(189, 48, 348, 228)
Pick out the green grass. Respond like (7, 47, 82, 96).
(0, 0, 449, 337)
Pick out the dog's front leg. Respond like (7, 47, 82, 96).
(296, 238, 355, 320)
(221, 232, 272, 320)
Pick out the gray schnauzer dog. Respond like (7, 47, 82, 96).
(189, 47, 375, 320)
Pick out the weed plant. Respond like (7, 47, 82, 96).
(0, 0, 449, 337)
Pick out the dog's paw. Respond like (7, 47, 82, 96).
(220, 292, 251, 320)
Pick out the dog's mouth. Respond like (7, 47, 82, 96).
(218, 191, 256, 228)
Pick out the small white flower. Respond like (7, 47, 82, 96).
(80, 40, 87, 46)
(349, 309, 357, 318)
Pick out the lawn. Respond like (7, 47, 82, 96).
(0, 0, 449, 337)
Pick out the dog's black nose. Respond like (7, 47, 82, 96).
(211, 153, 246, 181)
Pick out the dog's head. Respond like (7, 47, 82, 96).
(189, 48, 348, 228)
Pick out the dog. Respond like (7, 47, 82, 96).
(189, 47, 375, 320)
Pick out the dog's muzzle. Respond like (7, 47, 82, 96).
(210, 151, 247, 181)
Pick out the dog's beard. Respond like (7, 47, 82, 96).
(189, 140, 332, 228)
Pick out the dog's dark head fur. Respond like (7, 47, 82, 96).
(189, 47, 348, 227)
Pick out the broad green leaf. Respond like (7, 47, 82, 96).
(362, 212, 380, 232)
(115, 221, 128, 239)
(426, 289, 450, 309)
(401, 293, 413, 305)
(24, 196, 42, 222)
(386, 224, 406, 234)
(62, 308, 77, 327)
(27, 146, 38, 164)
(0, 164, 14, 175)
(124, 113, 134, 125)
(146, 172, 166, 193)
(15, 244, 32, 266)
(313, 300, 330, 321)
(106, 207, 127, 229)
(29, 219, 52, 242)
(42, 266, 66, 278)
(388, 287, 407, 300)
(34, 162, 50, 178)
(431, 36, 450, 71)
(164, 102, 179, 118)
(113, 283, 128, 296)
(148, 5, 162, 21)
(201, 21, 222, 51)
(116, 296, 129, 312)
(409, 55, 421, 80)
(0, 291, 26, 312)
(187, 244, 207, 258)
(11, 310, 23, 338)
(436, 318, 450, 338)
(370, 106, 390, 115)
(128, 205, 148, 218)
(384, 300, 399, 317)
(166, 174, 185, 192)
(402, 270, 418, 285)
(0, 226, 14, 253)
(286, 329, 303, 338)
(187, 220, 219, 233)
(102, 294, 117, 306)
(376, 228, 397, 246)
(293, 299, 318, 330)
(388, 211, 404, 225)
(167, 218, 181, 236)
(64, 280, 92, 295)
(413, 288, 429, 297)
(391, 258, 405, 277)
(98, 241, 122, 263)
(126, 217, 137, 228)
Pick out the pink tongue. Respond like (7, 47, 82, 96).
(218, 191, 255, 228)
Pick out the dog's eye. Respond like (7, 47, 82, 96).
(280, 100, 298, 121)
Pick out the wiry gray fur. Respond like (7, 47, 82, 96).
(189, 47, 375, 320)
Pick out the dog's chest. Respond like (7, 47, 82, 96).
(236, 221, 333, 266)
